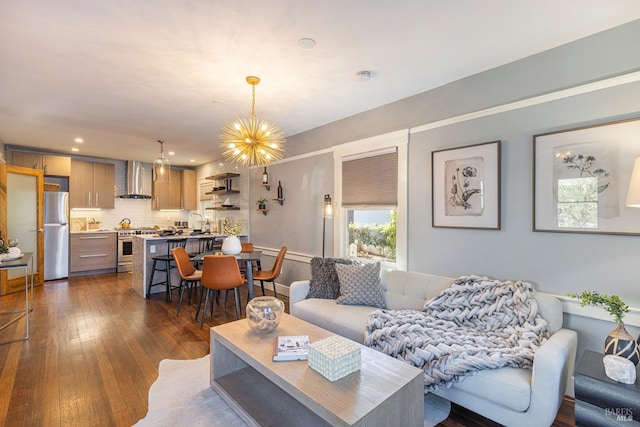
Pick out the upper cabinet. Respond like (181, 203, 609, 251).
(69, 160, 115, 209)
(9, 150, 71, 176)
(152, 169, 196, 210)
(181, 169, 197, 210)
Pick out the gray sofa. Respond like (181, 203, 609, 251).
(290, 269, 578, 427)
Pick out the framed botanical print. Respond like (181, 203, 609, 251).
(432, 140, 501, 229)
(533, 117, 640, 235)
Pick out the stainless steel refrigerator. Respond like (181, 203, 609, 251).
(44, 191, 69, 280)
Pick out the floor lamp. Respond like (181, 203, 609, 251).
(322, 194, 333, 258)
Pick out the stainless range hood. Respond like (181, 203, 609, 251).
(118, 161, 152, 199)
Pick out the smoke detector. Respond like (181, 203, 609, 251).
(356, 70, 372, 82)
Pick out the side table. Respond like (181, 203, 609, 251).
(0, 252, 34, 344)
(574, 349, 640, 426)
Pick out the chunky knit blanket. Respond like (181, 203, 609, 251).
(364, 275, 549, 392)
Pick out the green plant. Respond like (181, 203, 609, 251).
(256, 197, 267, 205)
(566, 290, 629, 324)
(0, 245, 8, 255)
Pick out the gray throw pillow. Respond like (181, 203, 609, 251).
(335, 262, 385, 308)
(306, 257, 360, 299)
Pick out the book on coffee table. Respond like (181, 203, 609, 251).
(273, 335, 309, 362)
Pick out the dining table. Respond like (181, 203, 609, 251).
(191, 250, 262, 300)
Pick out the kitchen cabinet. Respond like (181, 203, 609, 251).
(152, 169, 197, 210)
(69, 232, 117, 275)
(9, 150, 71, 176)
(181, 169, 197, 210)
(69, 160, 115, 209)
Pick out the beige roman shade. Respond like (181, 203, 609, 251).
(341, 150, 398, 207)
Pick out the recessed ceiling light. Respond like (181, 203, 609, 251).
(71, 147, 79, 152)
(189, 159, 195, 163)
(168, 151, 175, 156)
(298, 38, 316, 49)
(74, 138, 83, 143)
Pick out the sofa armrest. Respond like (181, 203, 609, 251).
(527, 328, 578, 426)
(289, 280, 310, 306)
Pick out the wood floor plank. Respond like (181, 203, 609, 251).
(0, 272, 575, 426)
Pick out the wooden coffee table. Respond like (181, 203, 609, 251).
(210, 313, 424, 426)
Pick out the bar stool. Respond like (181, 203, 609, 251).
(146, 238, 187, 301)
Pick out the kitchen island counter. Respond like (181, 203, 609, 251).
(131, 234, 247, 298)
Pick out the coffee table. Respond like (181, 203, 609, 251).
(210, 313, 424, 426)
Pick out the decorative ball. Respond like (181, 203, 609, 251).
(246, 296, 284, 334)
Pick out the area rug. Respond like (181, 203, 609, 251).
(133, 355, 246, 426)
(134, 354, 448, 426)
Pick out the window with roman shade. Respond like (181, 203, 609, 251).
(341, 149, 398, 207)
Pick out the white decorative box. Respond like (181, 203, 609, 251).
(308, 335, 361, 382)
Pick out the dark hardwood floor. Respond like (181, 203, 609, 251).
(0, 273, 575, 426)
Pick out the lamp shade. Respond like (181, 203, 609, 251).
(626, 157, 640, 208)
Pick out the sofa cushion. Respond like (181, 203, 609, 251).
(336, 262, 385, 308)
(306, 257, 359, 299)
(533, 291, 563, 334)
(291, 298, 377, 343)
(436, 366, 532, 412)
(383, 271, 454, 310)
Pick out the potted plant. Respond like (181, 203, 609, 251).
(566, 291, 639, 365)
(256, 197, 267, 210)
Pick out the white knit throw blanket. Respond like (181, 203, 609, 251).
(364, 275, 549, 392)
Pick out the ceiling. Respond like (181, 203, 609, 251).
(1, 1, 639, 167)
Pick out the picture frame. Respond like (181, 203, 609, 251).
(533, 117, 640, 236)
(432, 140, 501, 229)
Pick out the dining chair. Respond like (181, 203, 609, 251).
(171, 247, 202, 316)
(251, 246, 287, 299)
(146, 238, 187, 302)
(196, 255, 244, 328)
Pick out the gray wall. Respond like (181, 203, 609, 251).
(244, 20, 640, 360)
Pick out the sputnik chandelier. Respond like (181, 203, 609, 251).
(220, 76, 285, 166)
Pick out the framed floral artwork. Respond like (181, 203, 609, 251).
(533, 117, 640, 235)
(432, 140, 501, 229)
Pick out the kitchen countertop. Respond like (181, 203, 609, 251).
(135, 233, 246, 241)
(70, 230, 118, 234)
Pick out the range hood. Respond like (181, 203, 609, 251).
(118, 161, 152, 199)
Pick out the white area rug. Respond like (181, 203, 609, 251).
(133, 355, 246, 426)
(134, 354, 449, 426)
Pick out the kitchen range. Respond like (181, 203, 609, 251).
(117, 227, 157, 272)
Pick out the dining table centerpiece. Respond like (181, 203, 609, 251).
(221, 218, 242, 255)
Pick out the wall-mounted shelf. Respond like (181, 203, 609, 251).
(206, 189, 240, 195)
(272, 198, 285, 206)
(256, 208, 269, 216)
(207, 206, 240, 211)
(206, 172, 240, 181)
(262, 183, 271, 191)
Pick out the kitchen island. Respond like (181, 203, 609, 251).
(131, 234, 247, 298)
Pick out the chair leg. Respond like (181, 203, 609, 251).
(176, 279, 186, 316)
(260, 280, 266, 296)
(166, 261, 174, 303)
(233, 288, 241, 320)
(200, 289, 211, 329)
(146, 259, 158, 298)
(195, 288, 205, 321)
(271, 280, 277, 300)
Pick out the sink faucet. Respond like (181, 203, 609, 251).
(191, 212, 203, 229)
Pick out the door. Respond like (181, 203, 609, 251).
(0, 165, 44, 295)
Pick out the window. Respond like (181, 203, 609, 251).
(347, 209, 396, 262)
(334, 133, 407, 270)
